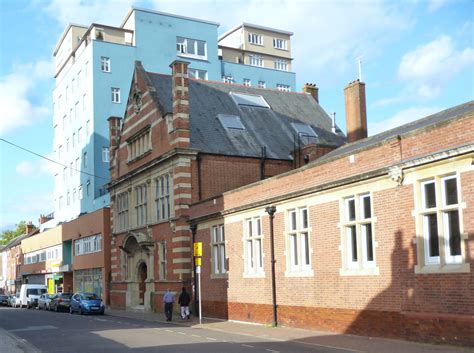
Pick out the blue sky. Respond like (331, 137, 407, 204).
(0, 0, 473, 231)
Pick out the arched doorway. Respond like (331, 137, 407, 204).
(138, 262, 147, 305)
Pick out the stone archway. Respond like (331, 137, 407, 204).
(138, 262, 147, 305)
(121, 233, 155, 310)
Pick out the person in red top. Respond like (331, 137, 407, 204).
(178, 287, 191, 320)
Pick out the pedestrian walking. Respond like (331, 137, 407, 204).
(178, 287, 191, 320)
(163, 288, 174, 321)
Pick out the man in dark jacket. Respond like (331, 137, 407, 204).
(178, 287, 191, 319)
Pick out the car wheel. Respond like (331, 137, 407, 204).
(27, 303, 30, 309)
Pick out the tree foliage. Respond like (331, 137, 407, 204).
(0, 221, 28, 246)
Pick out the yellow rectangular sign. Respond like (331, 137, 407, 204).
(194, 242, 202, 257)
(195, 257, 202, 266)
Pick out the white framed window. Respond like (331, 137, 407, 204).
(116, 192, 129, 231)
(73, 188, 77, 203)
(222, 75, 234, 84)
(249, 55, 264, 67)
(70, 162, 73, 176)
(159, 241, 167, 280)
(188, 68, 207, 80)
(58, 145, 63, 160)
(67, 190, 70, 205)
(341, 194, 376, 274)
(82, 93, 87, 111)
(244, 217, 264, 275)
(416, 175, 464, 271)
(102, 147, 109, 163)
(277, 84, 291, 92)
(83, 152, 88, 168)
(86, 180, 90, 196)
(111, 87, 120, 103)
(135, 184, 147, 226)
(78, 127, 82, 143)
(258, 81, 266, 89)
(275, 59, 288, 71)
(101, 56, 110, 72)
(78, 185, 83, 200)
(273, 38, 287, 50)
(59, 196, 63, 209)
(248, 33, 263, 45)
(211, 224, 227, 275)
(75, 234, 102, 256)
(286, 207, 312, 274)
(176, 36, 207, 59)
(243, 79, 251, 87)
(155, 174, 172, 221)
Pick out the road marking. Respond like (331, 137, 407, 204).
(242, 344, 254, 348)
(95, 318, 107, 322)
(165, 329, 173, 333)
(206, 337, 217, 341)
(266, 350, 280, 353)
(177, 331, 186, 335)
(191, 334, 201, 338)
(10, 325, 57, 333)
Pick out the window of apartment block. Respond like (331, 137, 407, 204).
(63, 167, 67, 181)
(135, 184, 147, 226)
(249, 55, 264, 67)
(159, 241, 167, 280)
(243, 79, 251, 86)
(77, 70, 81, 87)
(222, 75, 234, 84)
(78, 185, 83, 200)
(248, 33, 263, 45)
(102, 147, 110, 163)
(188, 68, 207, 80)
(67, 190, 70, 206)
(78, 127, 82, 143)
(75, 234, 102, 256)
(59, 196, 63, 209)
(83, 152, 88, 168)
(71, 78, 75, 94)
(277, 84, 291, 92)
(415, 175, 465, 273)
(73, 188, 77, 203)
(72, 132, 76, 148)
(116, 192, 129, 231)
(62, 115, 66, 130)
(273, 38, 288, 50)
(75, 102, 79, 120)
(58, 145, 63, 160)
(70, 162, 73, 177)
(258, 81, 266, 89)
(83, 93, 87, 111)
(66, 138, 70, 152)
(155, 174, 172, 222)
(341, 194, 376, 274)
(101, 57, 110, 72)
(212, 224, 227, 275)
(286, 207, 312, 274)
(244, 217, 264, 275)
(86, 180, 90, 196)
(75, 158, 79, 174)
(176, 37, 207, 59)
(111, 87, 121, 103)
(275, 59, 288, 71)
(66, 86, 69, 100)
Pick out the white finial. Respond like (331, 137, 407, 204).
(331, 112, 336, 133)
(358, 59, 362, 82)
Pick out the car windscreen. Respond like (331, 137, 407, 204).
(80, 293, 99, 300)
(61, 294, 73, 299)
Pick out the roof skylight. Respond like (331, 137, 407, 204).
(217, 114, 246, 130)
(291, 122, 318, 137)
(230, 92, 270, 109)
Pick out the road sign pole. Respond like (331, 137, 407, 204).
(196, 265, 202, 324)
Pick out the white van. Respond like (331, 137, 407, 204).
(19, 284, 48, 308)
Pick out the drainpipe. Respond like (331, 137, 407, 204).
(197, 155, 202, 201)
(190, 223, 198, 316)
(265, 206, 277, 327)
(260, 146, 266, 180)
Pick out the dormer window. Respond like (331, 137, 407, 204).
(291, 122, 317, 138)
(217, 114, 245, 130)
(230, 92, 270, 109)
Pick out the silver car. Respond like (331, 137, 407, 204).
(37, 293, 54, 310)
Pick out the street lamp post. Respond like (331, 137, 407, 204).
(265, 205, 278, 327)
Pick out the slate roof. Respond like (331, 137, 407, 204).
(147, 73, 346, 160)
(317, 100, 474, 163)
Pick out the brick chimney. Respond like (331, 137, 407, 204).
(344, 79, 367, 143)
(302, 83, 319, 102)
(25, 221, 35, 234)
(169, 60, 190, 148)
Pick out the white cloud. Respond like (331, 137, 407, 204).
(0, 60, 54, 136)
(427, 0, 448, 12)
(369, 106, 443, 135)
(398, 35, 474, 100)
(15, 155, 57, 178)
(44, 0, 136, 27)
(15, 161, 35, 176)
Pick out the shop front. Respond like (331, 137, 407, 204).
(74, 268, 103, 298)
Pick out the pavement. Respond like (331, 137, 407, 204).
(0, 327, 39, 353)
(105, 308, 473, 353)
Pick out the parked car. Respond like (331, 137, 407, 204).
(70, 292, 105, 315)
(37, 293, 54, 310)
(0, 295, 8, 306)
(18, 284, 48, 308)
(50, 293, 73, 312)
(10, 293, 21, 308)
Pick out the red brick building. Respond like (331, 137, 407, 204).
(190, 100, 474, 345)
(107, 60, 342, 312)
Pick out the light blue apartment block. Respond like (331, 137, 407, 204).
(52, 8, 297, 223)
